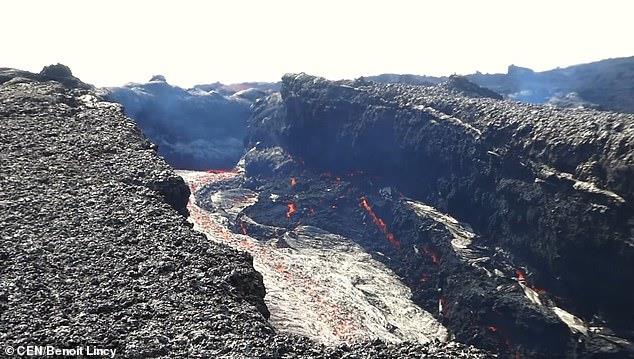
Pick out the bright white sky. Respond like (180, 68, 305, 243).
(2, 0, 632, 87)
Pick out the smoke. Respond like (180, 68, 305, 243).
(105, 77, 273, 169)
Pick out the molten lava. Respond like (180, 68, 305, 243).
(516, 268, 548, 294)
(286, 202, 297, 218)
(359, 196, 399, 247)
(516, 269, 526, 282)
(359, 197, 388, 233)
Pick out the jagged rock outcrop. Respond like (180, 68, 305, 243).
(102, 77, 275, 170)
(440, 75, 503, 100)
(246, 73, 634, 357)
(0, 63, 90, 90)
(0, 67, 490, 358)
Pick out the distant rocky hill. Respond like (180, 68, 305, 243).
(0, 65, 490, 358)
(368, 56, 634, 113)
(102, 77, 277, 170)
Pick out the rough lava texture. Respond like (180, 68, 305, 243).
(246, 73, 634, 357)
(0, 67, 490, 358)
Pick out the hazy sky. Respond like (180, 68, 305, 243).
(2, 0, 632, 87)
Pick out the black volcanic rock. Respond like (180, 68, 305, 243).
(150, 74, 167, 82)
(39, 63, 91, 89)
(247, 73, 634, 357)
(367, 73, 443, 87)
(0, 67, 491, 358)
(440, 75, 503, 100)
(40, 63, 73, 79)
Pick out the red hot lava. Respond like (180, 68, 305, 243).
(286, 202, 297, 218)
(359, 196, 399, 247)
(516, 269, 526, 282)
(516, 268, 547, 294)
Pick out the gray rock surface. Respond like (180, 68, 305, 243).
(0, 67, 490, 358)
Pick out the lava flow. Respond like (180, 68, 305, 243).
(516, 269, 526, 282)
(515, 269, 547, 294)
(286, 202, 297, 218)
(359, 196, 399, 247)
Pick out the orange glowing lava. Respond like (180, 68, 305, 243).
(516, 269, 526, 282)
(515, 269, 548, 294)
(286, 202, 297, 218)
(359, 196, 399, 247)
